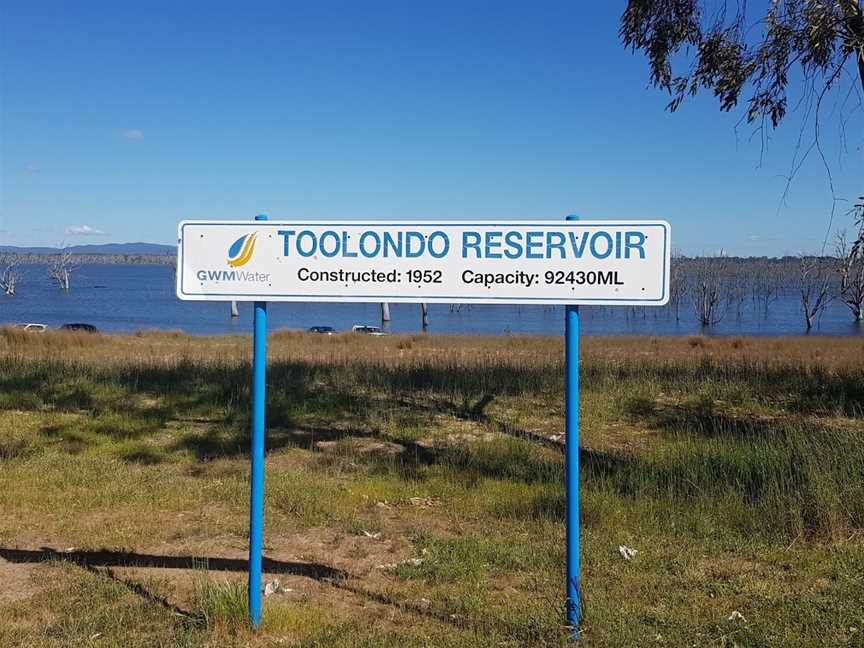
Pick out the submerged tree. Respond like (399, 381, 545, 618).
(668, 255, 690, 321)
(690, 256, 728, 326)
(798, 256, 834, 330)
(852, 195, 864, 255)
(750, 259, 785, 316)
(47, 249, 78, 291)
(835, 230, 864, 320)
(725, 264, 750, 319)
(0, 254, 22, 295)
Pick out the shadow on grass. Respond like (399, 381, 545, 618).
(7, 357, 864, 463)
(0, 547, 346, 581)
(622, 396, 784, 440)
(88, 563, 201, 622)
(4, 356, 862, 533)
(585, 361, 864, 417)
(5, 355, 864, 420)
(0, 546, 347, 627)
(0, 547, 499, 635)
(0, 357, 557, 419)
(170, 423, 378, 462)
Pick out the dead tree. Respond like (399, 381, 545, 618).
(835, 231, 864, 321)
(750, 259, 783, 316)
(47, 249, 78, 291)
(798, 256, 834, 331)
(0, 254, 22, 295)
(668, 256, 689, 322)
(690, 256, 728, 327)
(380, 302, 391, 331)
(851, 196, 864, 260)
(725, 263, 749, 319)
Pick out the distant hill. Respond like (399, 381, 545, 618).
(0, 242, 175, 256)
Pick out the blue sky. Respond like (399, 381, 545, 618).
(1, 1, 861, 255)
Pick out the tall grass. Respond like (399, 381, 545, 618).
(1, 329, 863, 540)
(194, 580, 248, 631)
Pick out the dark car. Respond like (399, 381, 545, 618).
(60, 323, 100, 333)
(307, 326, 336, 335)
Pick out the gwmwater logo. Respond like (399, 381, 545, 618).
(193, 232, 271, 284)
(228, 233, 257, 268)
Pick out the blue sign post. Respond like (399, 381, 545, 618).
(564, 214, 581, 639)
(248, 213, 269, 628)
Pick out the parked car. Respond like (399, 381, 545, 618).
(13, 323, 48, 332)
(351, 324, 386, 336)
(60, 323, 99, 333)
(307, 326, 336, 335)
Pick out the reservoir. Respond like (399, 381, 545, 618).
(1, 263, 862, 337)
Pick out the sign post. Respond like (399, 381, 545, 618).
(248, 213, 268, 628)
(176, 217, 670, 632)
(564, 215, 581, 637)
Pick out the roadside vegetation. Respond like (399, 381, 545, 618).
(0, 329, 862, 647)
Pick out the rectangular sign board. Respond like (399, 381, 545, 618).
(177, 220, 670, 305)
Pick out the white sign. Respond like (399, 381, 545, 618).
(176, 220, 670, 305)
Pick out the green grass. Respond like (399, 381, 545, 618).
(0, 331, 862, 646)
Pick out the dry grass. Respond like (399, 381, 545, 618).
(4, 327, 864, 369)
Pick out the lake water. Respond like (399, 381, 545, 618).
(1, 264, 862, 337)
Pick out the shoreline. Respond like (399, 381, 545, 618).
(3, 324, 864, 341)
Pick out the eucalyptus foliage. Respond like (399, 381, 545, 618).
(621, 1, 864, 249)
(621, 0, 864, 125)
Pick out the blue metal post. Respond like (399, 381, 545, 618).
(249, 213, 268, 629)
(565, 214, 581, 637)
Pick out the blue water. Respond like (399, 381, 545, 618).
(0, 264, 862, 336)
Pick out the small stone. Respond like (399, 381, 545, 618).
(618, 545, 639, 560)
(377, 556, 425, 570)
(263, 579, 293, 596)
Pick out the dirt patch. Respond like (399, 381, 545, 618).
(0, 558, 47, 606)
(585, 421, 660, 453)
(315, 438, 406, 457)
(0, 523, 414, 614)
(443, 431, 497, 445)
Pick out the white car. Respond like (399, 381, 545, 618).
(13, 323, 48, 332)
(351, 324, 386, 336)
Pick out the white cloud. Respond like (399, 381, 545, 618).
(65, 225, 106, 236)
(121, 129, 144, 140)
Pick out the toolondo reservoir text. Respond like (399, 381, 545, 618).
(277, 228, 647, 260)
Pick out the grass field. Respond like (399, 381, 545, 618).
(0, 328, 862, 647)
